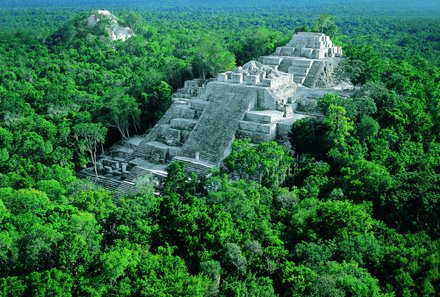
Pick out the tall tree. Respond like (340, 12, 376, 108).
(193, 35, 236, 80)
(73, 123, 107, 178)
(313, 14, 339, 38)
(104, 89, 141, 139)
(224, 139, 293, 188)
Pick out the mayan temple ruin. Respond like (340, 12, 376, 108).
(261, 32, 342, 87)
(80, 32, 347, 194)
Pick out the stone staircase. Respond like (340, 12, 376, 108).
(303, 60, 324, 87)
(134, 97, 208, 165)
(261, 56, 283, 67)
(173, 156, 215, 177)
(111, 165, 161, 197)
(261, 56, 321, 87)
(181, 91, 255, 164)
(289, 59, 314, 84)
(124, 165, 153, 182)
(94, 175, 123, 192)
(114, 181, 136, 198)
(77, 167, 151, 198)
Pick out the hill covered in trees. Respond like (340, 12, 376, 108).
(0, 2, 439, 296)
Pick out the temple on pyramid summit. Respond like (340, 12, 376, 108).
(80, 32, 349, 194)
(261, 32, 343, 86)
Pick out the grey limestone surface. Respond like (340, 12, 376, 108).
(182, 88, 256, 164)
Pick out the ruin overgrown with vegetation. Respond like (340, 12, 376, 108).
(0, 1, 439, 296)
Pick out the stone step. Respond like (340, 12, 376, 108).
(291, 67, 310, 75)
(292, 59, 313, 68)
(157, 122, 194, 146)
(172, 97, 190, 104)
(158, 124, 182, 146)
(129, 159, 168, 176)
(189, 99, 209, 112)
(300, 48, 314, 58)
(114, 181, 136, 198)
(245, 110, 285, 124)
(187, 99, 208, 119)
(237, 129, 277, 143)
(173, 156, 215, 177)
(129, 151, 147, 160)
(172, 92, 194, 99)
(239, 121, 276, 134)
(125, 169, 145, 182)
(144, 141, 182, 163)
(109, 145, 134, 159)
(276, 114, 310, 140)
(302, 60, 323, 87)
(275, 46, 305, 57)
(172, 91, 184, 97)
(127, 164, 158, 180)
(169, 118, 198, 130)
(78, 169, 128, 192)
(308, 41, 327, 48)
(124, 161, 167, 184)
(181, 91, 256, 164)
(173, 104, 197, 119)
(261, 56, 283, 65)
(95, 176, 122, 191)
(277, 47, 295, 56)
(123, 136, 145, 148)
(293, 75, 306, 84)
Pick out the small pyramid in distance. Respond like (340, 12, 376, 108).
(47, 9, 134, 46)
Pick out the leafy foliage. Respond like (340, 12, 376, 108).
(0, 3, 439, 296)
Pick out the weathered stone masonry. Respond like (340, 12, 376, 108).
(80, 32, 348, 193)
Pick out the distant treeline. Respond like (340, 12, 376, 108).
(1, 0, 439, 14)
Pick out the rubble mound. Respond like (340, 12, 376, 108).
(47, 10, 134, 46)
(85, 10, 133, 41)
(236, 61, 283, 78)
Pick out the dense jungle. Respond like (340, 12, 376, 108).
(0, 1, 439, 296)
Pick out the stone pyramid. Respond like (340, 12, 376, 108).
(80, 32, 345, 192)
